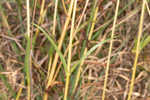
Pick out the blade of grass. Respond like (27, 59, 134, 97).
(132, 34, 150, 53)
(127, 0, 146, 100)
(102, 0, 120, 100)
(52, 41, 79, 89)
(33, 23, 67, 73)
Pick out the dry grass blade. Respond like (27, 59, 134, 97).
(102, 0, 120, 100)
(127, 0, 146, 100)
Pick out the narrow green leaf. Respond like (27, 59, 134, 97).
(71, 39, 110, 73)
(33, 23, 67, 73)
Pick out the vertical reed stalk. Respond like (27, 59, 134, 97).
(64, 0, 77, 99)
(102, 0, 120, 100)
(25, 0, 32, 100)
(43, 0, 74, 99)
(127, 0, 146, 100)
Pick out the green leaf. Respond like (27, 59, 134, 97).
(71, 39, 110, 73)
(132, 34, 150, 53)
(33, 23, 67, 73)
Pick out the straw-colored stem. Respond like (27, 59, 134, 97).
(26, 0, 31, 100)
(145, 0, 150, 16)
(16, 80, 24, 100)
(53, 0, 58, 36)
(46, 0, 58, 83)
(61, 0, 68, 15)
(102, 0, 120, 100)
(46, 0, 89, 88)
(64, 73, 70, 100)
(64, 0, 77, 98)
(127, 0, 146, 100)
(43, 0, 74, 99)
(32, 0, 45, 49)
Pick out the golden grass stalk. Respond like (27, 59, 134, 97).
(48, 0, 90, 90)
(64, 0, 77, 99)
(51, 0, 90, 85)
(47, 0, 58, 84)
(52, 0, 58, 36)
(43, 0, 74, 99)
(127, 0, 146, 100)
(16, 80, 24, 100)
(32, 0, 46, 48)
(102, 0, 120, 100)
(145, 0, 150, 16)
(46, 0, 89, 89)
(61, 0, 68, 15)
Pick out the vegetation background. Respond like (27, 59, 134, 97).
(0, 0, 150, 100)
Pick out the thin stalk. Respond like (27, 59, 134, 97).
(61, 0, 68, 15)
(127, 0, 146, 100)
(25, 0, 32, 100)
(32, 0, 46, 49)
(46, 0, 59, 83)
(53, 0, 58, 36)
(16, 80, 24, 100)
(102, 0, 120, 100)
(145, 0, 150, 16)
(43, 0, 74, 99)
(64, 0, 77, 99)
